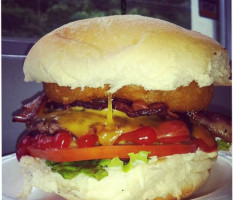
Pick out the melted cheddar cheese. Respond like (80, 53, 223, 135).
(107, 93, 113, 125)
(39, 108, 160, 145)
(37, 95, 161, 145)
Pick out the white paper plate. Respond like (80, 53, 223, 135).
(2, 151, 232, 200)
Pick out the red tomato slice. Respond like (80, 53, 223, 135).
(28, 143, 198, 162)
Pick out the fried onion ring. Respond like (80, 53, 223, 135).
(43, 82, 213, 112)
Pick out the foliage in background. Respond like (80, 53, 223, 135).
(2, 0, 190, 38)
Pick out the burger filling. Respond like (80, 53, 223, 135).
(13, 93, 231, 181)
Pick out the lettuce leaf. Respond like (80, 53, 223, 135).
(217, 139, 231, 151)
(99, 151, 150, 172)
(46, 151, 151, 181)
(46, 160, 108, 181)
(123, 151, 150, 172)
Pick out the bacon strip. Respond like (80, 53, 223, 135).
(187, 110, 232, 142)
(69, 98, 174, 118)
(13, 95, 175, 124)
(113, 99, 170, 118)
(70, 98, 107, 110)
(12, 93, 48, 123)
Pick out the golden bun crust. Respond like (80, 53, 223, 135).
(24, 15, 231, 93)
(153, 183, 206, 200)
(44, 81, 213, 111)
(153, 191, 193, 200)
(153, 187, 203, 200)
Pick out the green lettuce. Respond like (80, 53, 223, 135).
(46, 151, 151, 181)
(217, 139, 231, 151)
(46, 160, 108, 181)
(123, 151, 150, 172)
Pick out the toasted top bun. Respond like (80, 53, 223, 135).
(24, 15, 231, 93)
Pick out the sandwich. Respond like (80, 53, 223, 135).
(13, 15, 232, 200)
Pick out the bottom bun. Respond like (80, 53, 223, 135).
(18, 150, 217, 200)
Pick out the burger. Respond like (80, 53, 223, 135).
(13, 15, 232, 200)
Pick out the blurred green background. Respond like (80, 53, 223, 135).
(2, 0, 191, 38)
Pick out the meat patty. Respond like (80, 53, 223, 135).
(26, 119, 63, 135)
